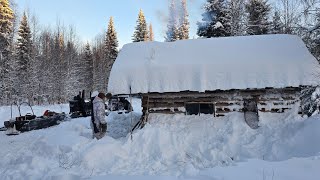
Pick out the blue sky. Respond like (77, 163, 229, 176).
(15, 0, 204, 48)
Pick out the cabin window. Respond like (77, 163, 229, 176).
(186, 103, 214, 115)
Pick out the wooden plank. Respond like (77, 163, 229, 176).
(142, 103, 185, 108)
(143, 87, 300, 97)
(149, 110, 184, 114)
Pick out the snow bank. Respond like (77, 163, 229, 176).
(109, 34, 320, 94)
(79, 110, 320, 177)
(1, 100, 320, 179)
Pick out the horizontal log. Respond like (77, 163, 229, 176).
(149, 110, 185, 114)
(143, 96, 299, 104)
(143, 103, 185, 108)
(143, 97, 232, 103)
(142, 87, 300, 98)
(258, 108, 291, 113)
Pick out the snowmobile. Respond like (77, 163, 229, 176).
(69, 90, 92, 118)
(107, 95, 132, 114)
(3, 102, 66, 136)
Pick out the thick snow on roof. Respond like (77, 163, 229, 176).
(108, 35, 320, 94)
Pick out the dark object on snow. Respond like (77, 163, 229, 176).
(69, 90, 92, 118)
(0, 127, 7, 131)
(243, 99, 259, 129)
(3, 102, 66, 135)
(108, 95, 132, 113)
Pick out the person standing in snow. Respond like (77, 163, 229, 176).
(92, 92, 107, 139)
(90, 91, 99, 138)
(92, 92, 112, 139)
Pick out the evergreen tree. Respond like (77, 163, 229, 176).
(84, 42, 94, 93)
(271, 10, 284, 34)
(165, 0, 180, 41)
(309, 12, 320, 62)
(64, 40, 82, 100)
(36, 30, 51, 104)
(0, 0, 14, 104)
(50, 31, 67, 102)
(229, 0, 246, 36)
(301, 86, 318, 117)
(197, 0, 232, 38)
(16, 12, 32, 101)
(245, 0, 271, 35)
(132, 9, 148, 42)
(149, 23, 154, 41)
(92, 32, 105, 92)
(0, 0, 14, 44)
(178, 0, 189, 40)
(105, 17, 118, 91)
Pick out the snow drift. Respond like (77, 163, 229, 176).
(108, 34, 320, 94)
(1, 102, 320, 179)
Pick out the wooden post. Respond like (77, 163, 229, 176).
(130, 86, 133, 141)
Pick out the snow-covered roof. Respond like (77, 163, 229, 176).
(108, 35, 320, 94)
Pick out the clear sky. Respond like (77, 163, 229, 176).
(15, 0, 204, 48)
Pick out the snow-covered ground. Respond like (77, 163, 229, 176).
(0, 99, 320, 180)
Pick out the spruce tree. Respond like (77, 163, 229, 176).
(91, 32, 106, 92)
(84, 42, 94, 94)
(132, 9, 148, 42)
(245, 0, 271, 35)
(149, 23, 154, 41)
(65, 41, 80, 101)
(58, 33, 67, 102)
(197, 0, 232, 38)
(0, 0, 14, 44)
(105, 17, 118, 91)
(309, 12, 320, 62)
(165, 0, 180, 42)
(178, 0, 189, 40)
(271, 10, 284, 34)
(0, 0, 14, 104)
(50, 32, 66, 102)
(229, 0, 246, 36)
(16, 12, 32, 101)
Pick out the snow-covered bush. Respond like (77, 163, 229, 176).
(311, 87, 320, 115)
(300, 86, 320, 116)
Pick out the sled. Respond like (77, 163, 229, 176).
(243, 99, 259, 129)
(3, 102, 66, 135)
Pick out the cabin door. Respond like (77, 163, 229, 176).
(243, 99, 259, 129)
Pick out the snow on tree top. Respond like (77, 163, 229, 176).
(108, 34, 320, 94)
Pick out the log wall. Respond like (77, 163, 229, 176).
(140, 87, 301, 123)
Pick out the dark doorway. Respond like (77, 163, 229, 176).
(200, 104, 214, 114)
(186, 103, 199, 115)
(243, 99, 259, 129)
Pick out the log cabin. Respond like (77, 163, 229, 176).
(108, 34, 320, 129)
